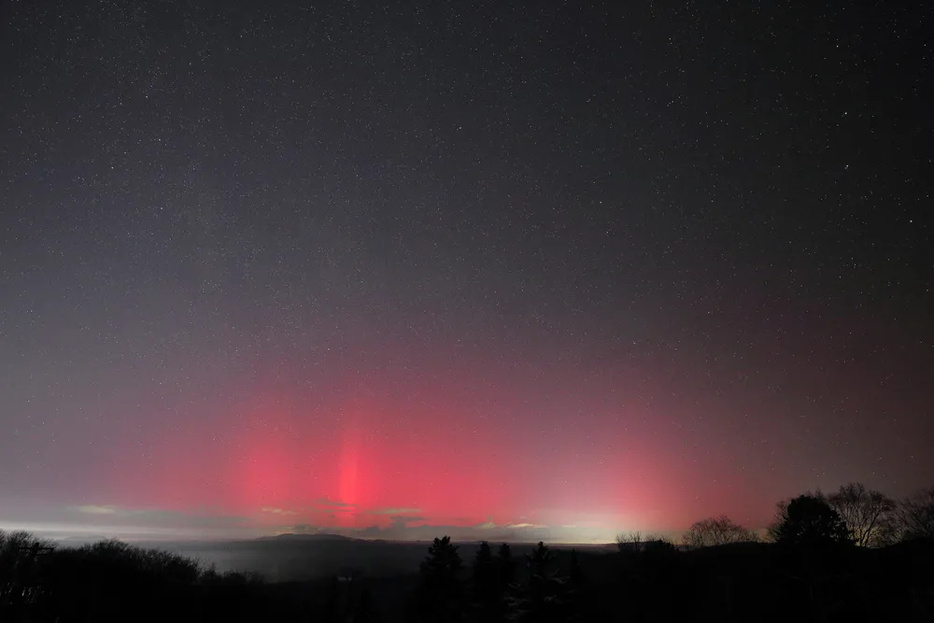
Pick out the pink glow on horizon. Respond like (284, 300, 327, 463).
(89, 353, 786, 538)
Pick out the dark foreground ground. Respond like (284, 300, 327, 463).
(2, 534, 933, 622)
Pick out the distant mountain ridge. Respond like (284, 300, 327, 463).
(258, 532, 358, 542)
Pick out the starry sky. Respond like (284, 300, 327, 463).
(1, 1, 931, 543)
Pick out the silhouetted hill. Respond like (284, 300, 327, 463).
(258, 532, 358, 543)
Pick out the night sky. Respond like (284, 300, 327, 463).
(1, 1, 931, 543)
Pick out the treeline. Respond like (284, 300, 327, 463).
(412, 537, 587, 623)
(411, 529, 934, 622)
(678, 482, 934, 550)
(411, 479, 934, 623)
(2, 482, 933, 622)
(0, 534, 324, 622)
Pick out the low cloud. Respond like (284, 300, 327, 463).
(72, 505, 119, 515)
(54, 504, 254, 540)
(370, 507, 422, 516)
(261, 507, 299, 516)
(309, 498, 356, 511)
(39, 503, 622, 544)
(389, 515, 426, 528)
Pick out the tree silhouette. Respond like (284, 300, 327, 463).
(827, 482, 897, 547)
(4, 530, 396, 621)
(567, 549, 584, 590)
(564, 550, 586, 622)
(897, 486, 934, 541)
(682, 515, 756, 548)
(615, 535, 681, 622)
(471, 541, 495, 589)
(0, 530, 54, 620)
(356, 586, 378, 623)
(615, 531, 645, 553)
(469, 541, 503, 622)
(496, 544, 516, 593)
(770, 494, 851, 547)
(416, 536, 464, 623)
(505, 542, 569, 623)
